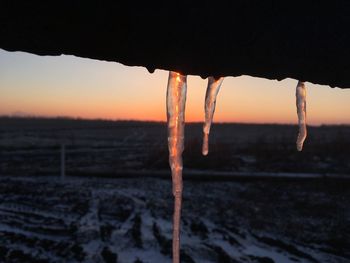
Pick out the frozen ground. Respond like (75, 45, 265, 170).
(0, 118, 349, 262)
(0, 175, 349, 263)
(1, 118, 349, 177)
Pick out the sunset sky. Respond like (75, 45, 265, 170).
(1, 49, 349, 125)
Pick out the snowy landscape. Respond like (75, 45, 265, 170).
(0, 117, 349, 262)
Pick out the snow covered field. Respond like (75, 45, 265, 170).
(0, 118, 349, 262)
(0, 175, 348, 263)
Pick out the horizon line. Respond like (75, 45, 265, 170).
(1, 115, 350, 127)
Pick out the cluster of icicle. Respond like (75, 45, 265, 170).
(166, 72, 307, 263)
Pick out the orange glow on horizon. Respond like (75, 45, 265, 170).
(1, 50, 350, 126)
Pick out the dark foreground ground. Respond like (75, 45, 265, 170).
(0, 176, 349, 263)
(0, 117, 350, 176)
(0, 117, 349, 262)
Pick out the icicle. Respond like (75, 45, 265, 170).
(296, 81, 307, 151)
(202, 77, 224, 155)
(166, 71, 187, 263)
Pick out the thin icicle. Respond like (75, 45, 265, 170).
(296, 81, 307, 151)
(166, 71, 187, 263)
(202, 77, 224, 155)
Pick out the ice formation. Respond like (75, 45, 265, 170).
(202, 77, 224, 155)
(165, 75, 309, 262)
(166, 71, 187, 263)
(296, 81, 307, 151)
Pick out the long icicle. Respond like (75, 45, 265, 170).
(296, 81, 307, 151)
(202, 77, 224, 155)
(166, 71, 187, 263)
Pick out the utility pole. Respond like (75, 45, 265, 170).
(61, 143, 65, 180)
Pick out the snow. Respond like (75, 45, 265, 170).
(0, 175, 347, 262)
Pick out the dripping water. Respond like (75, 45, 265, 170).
(202, 77, 224, 155)
(166, 71, 187, 263)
